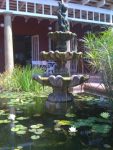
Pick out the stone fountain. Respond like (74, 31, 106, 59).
(33, 2, 88, 114)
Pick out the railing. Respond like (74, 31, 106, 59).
(0, 0, 113, 25)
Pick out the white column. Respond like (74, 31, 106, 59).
(4, 14, 14, 72)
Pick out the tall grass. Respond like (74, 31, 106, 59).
(0, 65, 45, 93)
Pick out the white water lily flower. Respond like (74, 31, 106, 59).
(8, 114, 16, 121)
(69, 126, 77, 133)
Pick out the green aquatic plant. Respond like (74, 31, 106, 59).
(1, 91, 46, 116)
(56, 120, 74, 126)
(0, 119, 10, 124)
(11, 124, 27, 135)
(0, 110, 6, 116)
(65, 113, 76, 118)
(29, 123, 45, 140)
(16, 116, 29, 120)
(30, 123, 44, 129)
(54, 127, 62, 131)
(14, 146, 23, 150)
(92, 124, 111, 134)
(100, 112, 110, 119)
(31, 135, 40, 140)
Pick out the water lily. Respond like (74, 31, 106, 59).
(69, 126, 77, 133)
(8, 114, 16, 121)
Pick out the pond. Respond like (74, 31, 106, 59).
(0, 92, 113, 150)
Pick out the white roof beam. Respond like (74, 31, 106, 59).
(97, 0, 106, 8)
(82, 0, 91, 5)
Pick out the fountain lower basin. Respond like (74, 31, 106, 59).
(33, 75, 88, 88)
(33, 74, 88, 114)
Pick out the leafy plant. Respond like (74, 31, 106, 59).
(84, 28, 113, 96)
(0, 65, 50, 93)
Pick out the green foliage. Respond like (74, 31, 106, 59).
(0, 91, 47, 115)
(0, 119, 10, 124)
(91, 124, 111, 134)
(100, 112, 110, 119)
(0, 65, 49, 93)
(55, 120, 74, 126)
(65, 113, 76, 118)
(30, 123, 44, 129)
(29, 123, 45, 140)
(14, 146, 23, 150)
(84, 28, 113, 95)
(31, 135, 40, 140)
(11, 124, 27, 135)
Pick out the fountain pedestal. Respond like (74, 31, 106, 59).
(46, 87, 73, 114)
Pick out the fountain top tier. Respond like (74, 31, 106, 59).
(57, 2, 69, 32)
(48, 2, 76, 52)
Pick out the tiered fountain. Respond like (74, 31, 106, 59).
(33, 2, 88, 114)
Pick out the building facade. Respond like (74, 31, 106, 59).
(0, 0, 113, 72)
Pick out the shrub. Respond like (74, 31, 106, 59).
(84, 28, 113, 96)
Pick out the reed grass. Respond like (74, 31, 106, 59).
(0, 65, 46, 93)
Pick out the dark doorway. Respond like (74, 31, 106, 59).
(13, 35, 31, 66)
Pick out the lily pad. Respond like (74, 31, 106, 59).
(92, 124, 111, 134)
(30, 123, 44, 129)
(0, 110, 5, 116)
(29, 128, 45, 135)
(100, 112, 110, 119)
(11, 124, 27, 135)
(57, 120, 73, 126)
(15, 124, 27, 130)
(31, 135, 40, 140)
(34, 128, 45, 134)
(14, 146, 23, 150)
(0, 119, 10, 124)
(65, 113, 76, 118)
(54, 127, 61, 131)
(11, 127, 19, 132)
(16, 117, 29, 120)
(16, 130, 26, 135)
(29, 129, 37, 133)
(13, 120, 19, 124)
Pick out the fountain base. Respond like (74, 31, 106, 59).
(45, 88, 74, 114)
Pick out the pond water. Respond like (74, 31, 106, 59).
(0, 93, 113, 150)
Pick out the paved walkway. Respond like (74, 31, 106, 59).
(70, 75, 107, 95)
